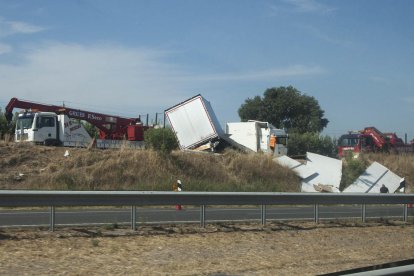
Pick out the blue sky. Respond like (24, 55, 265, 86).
(0, 0, 413, 139)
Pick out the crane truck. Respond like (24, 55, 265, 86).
(5, 98, 145, 148)
(338, 126, 414, 157)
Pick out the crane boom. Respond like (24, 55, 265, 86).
(5, 97, 143, 140)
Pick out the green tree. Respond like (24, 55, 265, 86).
(144, 127, 178, 153)
(0, 108, 15, 140)
(238, 86, 328, 134)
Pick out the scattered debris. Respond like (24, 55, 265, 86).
(275, 153, 342, 193)
(301, 153, 342, 193)
(343, 162, 404, 193)
(64, 150, 70, 157)
(14, 173, 25, 181)
(276, 153, 405, 194)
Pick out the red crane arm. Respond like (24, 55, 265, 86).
(362, 127, 388, 149)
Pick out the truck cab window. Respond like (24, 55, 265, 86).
(37, 117, 55, 128)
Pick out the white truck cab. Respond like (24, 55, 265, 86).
(15, 111, 91, 146)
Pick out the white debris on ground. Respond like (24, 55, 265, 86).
(64, 150, 70, 157)
(275, 152, 404, 193)
(275, 152, 342, 193)
(275, 155, 317, 179)
(343, 161, 404, 193)
(301, 153, 342, 193)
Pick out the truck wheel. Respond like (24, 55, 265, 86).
(44, 139, 58, 146)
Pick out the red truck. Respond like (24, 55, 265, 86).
(338, 127, 414, 157)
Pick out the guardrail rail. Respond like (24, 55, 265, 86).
(1, 191, 413, 231)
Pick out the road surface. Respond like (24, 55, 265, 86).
(0, 205, 411, 228)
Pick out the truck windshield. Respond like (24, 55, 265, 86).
(277, 136, 288, 146)
(339, 136, 360, 147)
(16, 116, 34, 130)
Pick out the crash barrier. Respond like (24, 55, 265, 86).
(0, 190, 413, 231)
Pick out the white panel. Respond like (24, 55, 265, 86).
(343, 162, 403, 193)
(226, 122, 258, 152)
(202, 97, 224, 137)
(304, 152, 342, 192)
(274, 155, 318, 179)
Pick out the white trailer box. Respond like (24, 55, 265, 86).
(165, 95, 224, 150)
(226, 120, 288, 156)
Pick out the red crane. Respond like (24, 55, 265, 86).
(5, 97, 144, 141)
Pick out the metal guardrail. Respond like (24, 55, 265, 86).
(1, 191, 413, 231)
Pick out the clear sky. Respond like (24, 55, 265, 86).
(0, 0, 413, 140)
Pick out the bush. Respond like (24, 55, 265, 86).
(0, 108, 15, 140)
(144, 127, 178, 153)
(340, 153, 368, 191)
(288, 132, 337, 157)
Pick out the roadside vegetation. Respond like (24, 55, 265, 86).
(340, 153, 369, 191)
(0, 141, 300, 192)
(340, 152, 414, 192)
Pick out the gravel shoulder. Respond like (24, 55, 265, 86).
(1, 221, 413, 275)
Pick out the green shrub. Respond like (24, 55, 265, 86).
(288, 132, 337, 157)
(144, 127, 178, 153)
(340, 153, 368, 191)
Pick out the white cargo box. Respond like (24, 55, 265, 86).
(165, 95, 224, 150)
(226, 120, 288, 156)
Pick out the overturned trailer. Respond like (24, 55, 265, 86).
(165, 94, 288, 155)
(165, 94, 225, 151)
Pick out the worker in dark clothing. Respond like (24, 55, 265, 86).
(380, 184, 389, 193)
(397, 178, 406, 193)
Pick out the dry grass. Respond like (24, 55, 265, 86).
(0, 222, 413, 275)
(364, 153, 414, 193)
(0, 143, 300, 192)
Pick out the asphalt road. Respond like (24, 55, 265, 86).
(0, 205, 412, 228)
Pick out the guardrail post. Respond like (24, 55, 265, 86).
(131, 206, 137, 230)
(314, 204, 319, 224)
(362, 204, 366, 223)
(403, 204, 408, 223)
(50, 206, 55, 232)
(261, 205, 266, 226)
(200, 205, 206, 228)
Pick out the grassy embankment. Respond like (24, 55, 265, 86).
(1, 141, 413, 192)
(0, 141, 300, 191)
